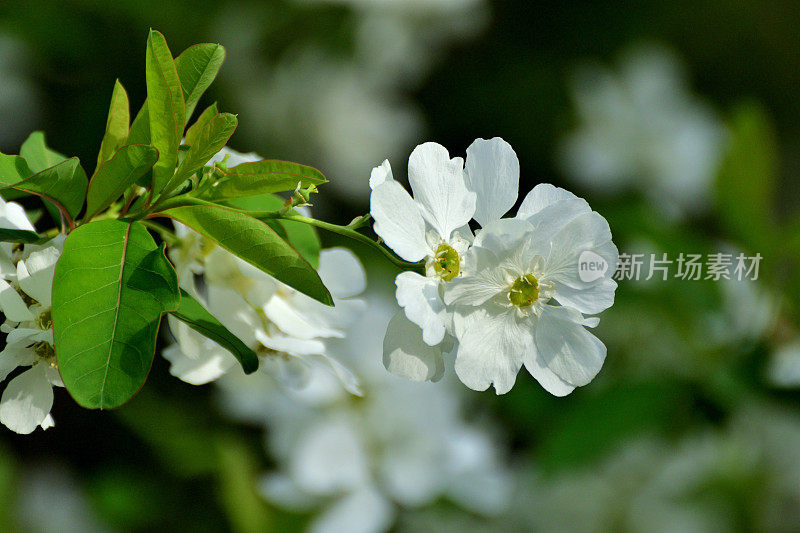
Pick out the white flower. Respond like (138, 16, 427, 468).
(372, 138, 520, 382)
(444, 184, 618, 395)
(0, 198, 64, 434)
(767, 339, 800, 388)
(217, 289, 513, 533)
(207, 146, 261, 168)
(165, 223, 366, 392)
(559, 44, 726, 215)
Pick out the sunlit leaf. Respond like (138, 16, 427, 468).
(0, 153, 33, 183)
(145, 29, 185, 194)
(159, 201, 332, 305)
(96, 79, 131, 170)
(20, 131, 66, 172)
(53, 219, 180, 409)
(174, 43, 225, 124)
(184, 102, 218, 149)
(0, 157, 88, 223)
(199, 160, 327, 201)
(228, 194, 321, 268)
(18, 132, 68, 224)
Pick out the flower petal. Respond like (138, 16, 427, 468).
(517, 183, 589, 219)
(383, 310, 445, 382)
(0, 364, 53, 434)
(453, 307, 527, 394)
(0, 278, 34, 322)
(395, 272, 447, 346)
(407, 142, 476, 240)
(39, 413, 55, 430)
(258, 473, 318, 511)
(368, 159, 392, 189)
(464, 137, 519, 226)
(308, 353, 363, 397)
(534, 305, 607, 387)
(444, 246, 507, 307)
(543, 210, 615, 284)
(523, 340, 576, 397)
(256, 329, 325, 356)
(370, 180, 429, 262)
(208, 146, 261, 167)
(318, 248, 366, 299)
(17, 247, 60, 307)
(524, 197, 593, 252)
(0, 198, 36, 231)
(553, 276, 618, 315)
(0, 344, 36, 382)
(542, 211, 618, 314)
(309, 487, 394, 533)
(291, 416, 368, 495)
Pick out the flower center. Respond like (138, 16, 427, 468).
(32, 341, 55, 360)
(37, 309, 52, 330)
(433, 244, 460, 282)
(508, 274, 539, 307)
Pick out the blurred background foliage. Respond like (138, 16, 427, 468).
(1, 0, 800, 531)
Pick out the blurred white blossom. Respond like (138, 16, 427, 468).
(767, 339, 800, 388)
(215, 0, 487, 202)
(421, 402, 800, 533)
(216, 288, 513, 533)
(560, 44, 727, 216)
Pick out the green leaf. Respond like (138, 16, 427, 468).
(127, 102, 151, 146)
(18, 132, 66, 224)
(228, 194, 321, 268)
(127, 42, 224, 146)
(146, 29, 185, 194)
(171, 289, 259, 374)
(53, 219, 180, 409)
(0, 228, 42, 243)
(199, 160, 327, 201)
(20, 131, 65, 172)
(96, 80, 131, 170)
(184, 102, 218, 150)
(86, 144, 159, 220)
(162, 113, 237, 196)
(160, 202, 332, 305)
(715, 102, 777, 249)
(0, 157, 88, 223)
(0, 153, 33, 183)
(174, 43, 225, 124)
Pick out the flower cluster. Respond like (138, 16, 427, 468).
(0, 199, 64, 434)
(372, 138, 618, 394)
(216, 290, 512, 532)
(164, 148, 367, 392)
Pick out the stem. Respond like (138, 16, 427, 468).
(258, 211, 424, 273)
(140, 220, 178, 244)
(147, 195, 425, 273)
(119, 188, 138, 217)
